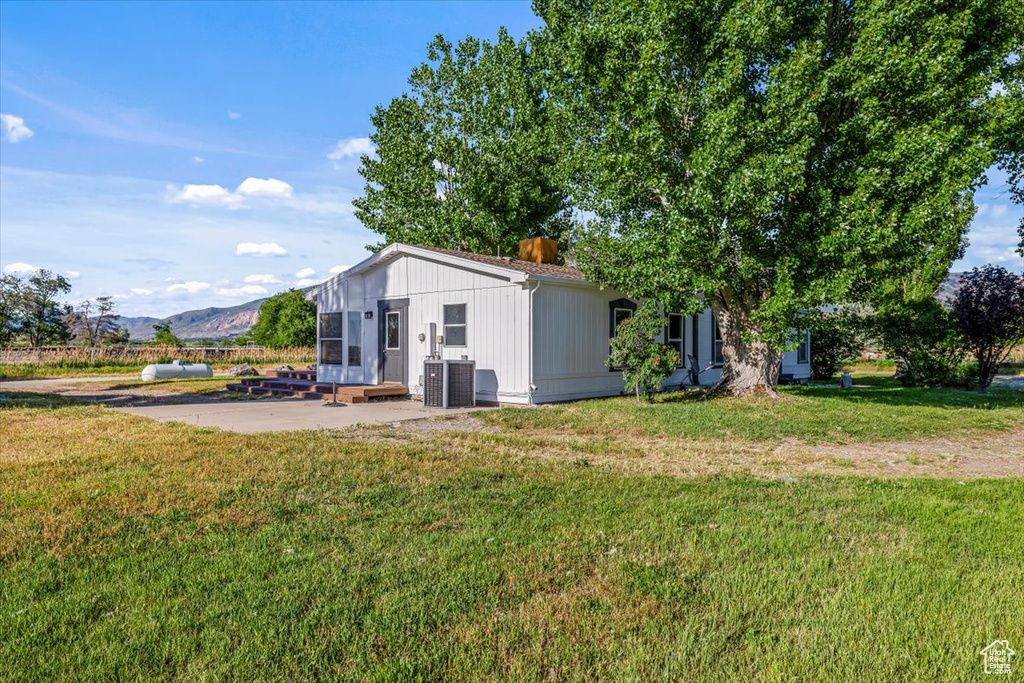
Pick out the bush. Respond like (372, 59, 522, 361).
(870, 297, 965, 387)
(950, 265, 1024, 392)
(606, 301, 681, 402)
(805, 310, 863, 380)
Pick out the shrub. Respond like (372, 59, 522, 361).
(606, 301, 681, 402)
(950, 265, 1024, 392)
(805, 310, 863, 380)
(870, 297, 965, 387)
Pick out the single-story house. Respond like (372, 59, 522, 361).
(308, 240, 810, 404)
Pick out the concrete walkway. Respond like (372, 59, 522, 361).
(114, 398, 489, 433)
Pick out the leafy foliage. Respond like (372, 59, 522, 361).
(0, 273, 25, 346)
(12, 270, 73, 346)
(354, 30, 570, 256)
(538, 0, 1022, 391)
(151, 322, 183, 347)
(243, 290, 316, 349)
(869, 298, 966, 388)
(805, 310, 863, 380)
(606, 301, 681, 401)
(950, 265, 1024, 392)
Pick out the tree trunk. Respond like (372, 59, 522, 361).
(709, 291, 782, 397)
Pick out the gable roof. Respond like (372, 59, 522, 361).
(309, 242, 587, 298)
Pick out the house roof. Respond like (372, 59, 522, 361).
(309, 242, 587, 299)
(415, 245, 586, 281)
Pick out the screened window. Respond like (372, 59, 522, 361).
(320, 313, 344, 365)
(385, 311, 401, 350)
(712, 314, 724, 367)
(347, 311, 362, 367)
(797, 330, 809, 364)
(667, 313, 684, 368)
(443, 303, 467, 347)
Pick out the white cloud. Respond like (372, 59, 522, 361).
(0, 113, 34, 143)
(990, 204, 1009, 219)
(328, 137, 374, 160)
(166, 281, 211, 294)
(244, 273, 281, 284)
(228, 111, 242, 120)
(130, 287, 154, 296)
(236, 177, 294, 199)
(3, 261, 42, 275)
(216, 284, 267, 297)
(295, 267, 316, 278)
(192, 156, 205, 164)
(65, 270, 81, 279)
(294, 278, 320, 288)
(236, 241, 287, 257)
(329, 264, 352, 274)
(169, 183, 243, 208)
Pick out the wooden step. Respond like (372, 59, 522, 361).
(226, 380, 408, 403)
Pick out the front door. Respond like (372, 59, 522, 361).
(378, 299, 408, 384)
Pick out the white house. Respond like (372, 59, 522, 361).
(308, 240, 810, 405)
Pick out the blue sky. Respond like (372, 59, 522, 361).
(0, 1, 1020, 317)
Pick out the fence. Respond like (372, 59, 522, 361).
(0, 346, 316, 366)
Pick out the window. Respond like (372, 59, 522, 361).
(320, 313, 344, 365)
(443, 303, 467, 347)
(797, 330, 809, 364)
(347, 311, 362, 367)
(385, 311, 401, 350)
(712, 314, 724, 367)
(607, 298, 637, 371)
(667, 313, 684, 368)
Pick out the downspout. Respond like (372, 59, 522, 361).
(527, 278, 542, 406)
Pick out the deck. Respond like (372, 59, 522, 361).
(226, 370, 408, 403)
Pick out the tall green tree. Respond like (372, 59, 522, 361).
(354, 29, 570, 257)
(151, 322, 182, 346)
(0, 273, 26, 345)
(244, 290, 316, 349)
(21, 270, 72, 346)
(538, 0, 1021, 393)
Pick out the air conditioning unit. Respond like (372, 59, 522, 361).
(423, 359, 476, 408)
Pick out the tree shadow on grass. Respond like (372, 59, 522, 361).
(0, 391, 87, 410)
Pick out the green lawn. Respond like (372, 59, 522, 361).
(1, 386, 1022, 680)
(484, 382, 1024, 444)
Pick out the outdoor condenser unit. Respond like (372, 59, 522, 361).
(423, 359, 476, 408)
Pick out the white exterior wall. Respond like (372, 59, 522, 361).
(317, 254, 533, 404)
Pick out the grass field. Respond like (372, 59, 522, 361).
(1, 380, 1022, 680)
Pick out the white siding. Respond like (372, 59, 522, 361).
(318, 253, 532, 403)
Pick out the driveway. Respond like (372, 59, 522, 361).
(113, 398, 488, 433)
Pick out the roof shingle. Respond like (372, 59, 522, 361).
(416, 244, 586, 280)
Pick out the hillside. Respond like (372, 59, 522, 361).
(115, 297, 265, 341)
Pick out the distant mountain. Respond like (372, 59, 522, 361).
(935, 271, 965, 304)
(115, 297, 265, 341)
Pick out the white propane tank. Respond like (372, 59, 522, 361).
(140, 360, 213, 381)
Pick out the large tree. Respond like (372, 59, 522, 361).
(243, 290, 316, 349)
(20, 270, 72, 346)
(354, 29, 570, 257)
(538, 0, 1021, 393)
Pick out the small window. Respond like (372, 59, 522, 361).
(320, 313, 344, 365)
(667, 313, 684, 367)
(347, 311, 362, 367)
(385, 311, 401, 350)
(797, 330, 809, 364)
(443, 303, 467, 347)
(712, 314, 724, 367)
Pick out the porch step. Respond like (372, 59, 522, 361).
(225, 378, 408, 403)
(265, 369, 316, 381)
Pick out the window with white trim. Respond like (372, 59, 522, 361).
(667, 313, 684, 368)
(443, 303, 467, 347)
(712, 314, 724, 367)
(797, 330, 809, 364)
(347, 311, 362, 366)
(320, 312, 344, 365)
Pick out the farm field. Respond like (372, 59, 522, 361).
(1, 377, 1022, 680)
